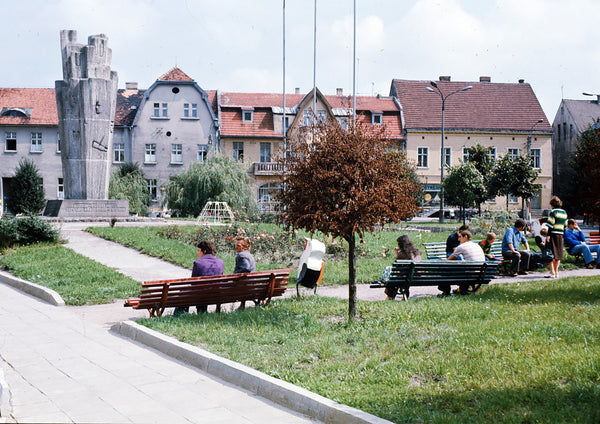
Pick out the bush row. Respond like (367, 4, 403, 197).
(0, 216, 60, 249)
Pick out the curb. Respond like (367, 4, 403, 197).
(0, 365, 8, 423)
(111, 320, 393, 424)
(0, 271, 65, 307)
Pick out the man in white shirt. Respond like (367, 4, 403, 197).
(440, 229, 485, 295)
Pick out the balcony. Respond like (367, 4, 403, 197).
(253, 162, 283, 176)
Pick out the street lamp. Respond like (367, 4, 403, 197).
(526, 118, 544, 157)
(426, 82, 472, 223)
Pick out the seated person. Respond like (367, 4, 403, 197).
(535, 226, 549, 250)
(440, 229, 485, 295)
(446, 224, 470, 258)
(479, 232, 497, 261)
(564, 219, 600, 269)
(234, 236, 256, 310)
(385, 235, 421, 300)
(501, 219, 531, 277)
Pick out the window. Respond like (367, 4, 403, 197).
(184, 103, 198, 118)
(507, 148, 519, 160)
(197, 144, 208, 163)
(171, 144, 182, 163)
(153, 103, 168, 118)
(31, 133, 42, 152)
(242, 110, 253, 122)
(487, 147, 497, 162)
(339, 117, 348, 130)
(5, 132, 17, 151)
(147, 179, 158, 201)
(233, 142, 244, 162)
(462, 147, 470, 162)
(56, 132, 61, 153)
(57, 178, 64, 200)
(417, 147, 428, 168)
(508, 194, 519, 203)
(260, 142, 271, 163)
(145, 143, 156, 163)
(443, 147, 451, 167)
(303, 110, 313, 126)
(530, 148, 541, 169)
(113, 143, 125, 163)
(258, 182, 282, 213)
(372, 113, 382, 125)
(316, 110, 326, 123)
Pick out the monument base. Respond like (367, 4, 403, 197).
(44, 199, 130, 218)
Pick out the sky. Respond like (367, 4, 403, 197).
(1, 0, 599, 119)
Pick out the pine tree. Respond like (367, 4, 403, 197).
(7, 159, 46, 215)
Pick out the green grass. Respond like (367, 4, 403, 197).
(0, 244, 139, 305)
(141, 276, 600, 423)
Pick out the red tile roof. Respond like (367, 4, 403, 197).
(391, 79, 552, 132)
(115, 89, 144, 126)
(219, 92, 403, 139)
(0, 88, 57, 126)
(157, 67, 194, 82)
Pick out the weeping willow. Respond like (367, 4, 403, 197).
(165, 155, 257, 217)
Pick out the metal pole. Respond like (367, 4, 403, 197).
(439, 98, 446, 223)
(282, 0, 286, 164)
(352, 0, 356, 123)
(312, 0, 317, 122)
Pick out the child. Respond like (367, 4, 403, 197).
(479, 232, 497, 261)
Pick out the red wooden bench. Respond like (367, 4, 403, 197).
(124, 269, 292, 317)
(589, 231, 599, 245)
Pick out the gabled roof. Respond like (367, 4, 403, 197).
(219, 91, 403, 139)
(0, 88, 57, 126)
(157, 67, 194, 82)
(555, 99, 600, 133)
(390, 79, 552, 132)
(115, 89, 145, 126)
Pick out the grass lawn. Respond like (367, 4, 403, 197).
(0, 244, 139, 305)
(141, 277, 600, 423)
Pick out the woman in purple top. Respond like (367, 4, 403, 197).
(174, 241, 224, 315)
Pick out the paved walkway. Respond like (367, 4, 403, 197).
(2, 220, 599, 423)
(0, 222, 322, 423)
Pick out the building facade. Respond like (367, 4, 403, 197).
(390, 76, 553, 211)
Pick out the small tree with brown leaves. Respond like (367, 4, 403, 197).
(280, 119, 422, 320)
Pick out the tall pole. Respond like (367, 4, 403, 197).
(312, 0, 317, 122)
(352, 0, 356, 122)
(282, 0, 286, 175)
(426, 83, 472, 223)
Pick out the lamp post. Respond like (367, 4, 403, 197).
(426, 82, 472, 223)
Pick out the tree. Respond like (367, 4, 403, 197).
(164, 155, 256, 217)
(7, 159, 46, 215)
(280, 119, 422, 320)
(109, 162, 151, 216)
(569, 123, 600, 222)
(489, 154, 540, 213)
(443, 162, 485, 224)
(463, 143, 495, 213)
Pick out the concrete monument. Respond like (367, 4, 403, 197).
(47, 30, 128, 217)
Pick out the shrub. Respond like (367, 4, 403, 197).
(0, 216, 18, 248)
(7, 158, 46, 215)
(0, 216, 59, 248)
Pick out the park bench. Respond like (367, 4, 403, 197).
(589, 231, 599, 245)
(423, 240, 503, 260)
(124, 269, 292, 317)
(370, 260, 499, 300)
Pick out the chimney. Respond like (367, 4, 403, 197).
(336, 88, 343, 95)
(125, 82, 138, 90)
(439, 76, 451, 82)
(479, 76, 491, 82)
(518, 79, 525, 84)
(295, 87, 300, 94)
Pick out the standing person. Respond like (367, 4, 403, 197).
(446, 224, 470, 258)
(501, 219, 531, 277)
(173, 241, 224, 316)
(385, 235, 421, 300)
(234, 236, 256, 309)
(442, 229, 485, 295)
(564, 219, 600, 269)
(547, 196, 568, 278)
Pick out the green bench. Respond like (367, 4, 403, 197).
(423, 240, 503, 260)
(370, 260, 500, 300)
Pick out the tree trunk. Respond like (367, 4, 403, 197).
(347, 233, 357, 320)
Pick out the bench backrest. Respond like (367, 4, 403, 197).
(388, 260, 499, 285)
(424, 240, 502, 260)
(133, 269, 292, 311)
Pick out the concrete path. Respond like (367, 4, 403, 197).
(0, 221, 325, 423)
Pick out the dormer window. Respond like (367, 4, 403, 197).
(1, 107, 32, 118)
(372, 112, 383, 125)
(242, 107, 254, 122)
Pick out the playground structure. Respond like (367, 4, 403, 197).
(196, 202, 235, 225)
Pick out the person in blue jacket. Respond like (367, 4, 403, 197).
(564, 219, 600, 269)
(501, 219, 531, 276)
